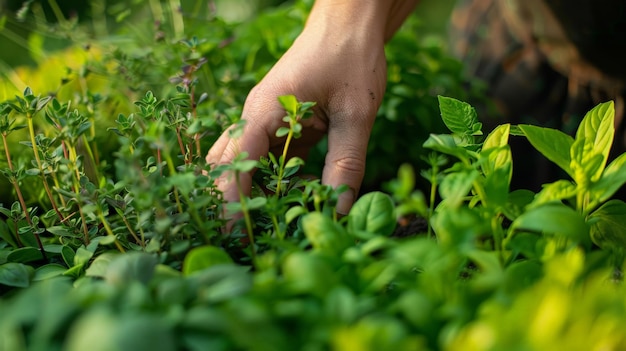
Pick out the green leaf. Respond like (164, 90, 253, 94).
(0, 262, 32, 287)
(183, 245, 233, 276)
(481, 125, 512, 182)
(439, 169, 479, 208)
(519, 124, 574, 177)
(482, 123, 510, 150)
(483, 161, 512, 208)
(47, 225, 76, 237)
(246, 196, 267, 210)
(423, 133, 470, 161)
(33, 264, 67, 281)
(105, 252, 158, 286)
(232, 159, 258, 173)
(285, 205, 307, 224)
(6, 246, 44, 263)
(284, 156, 305, 169)
(570, 137, 604, 184)
(531, 180, 577, 207)
(282, 251, 336, 296)
(167, 172, 197, 197)
(575, 101, 614, 173)
(278, 95, 298, 116)
(510, 203, 590, 247)
(0, 219, 17, 248)
(437, 96, 480, 135)
(85, 252, 119, 278)
(431, 206, 487, 251)
(503, 189, 535, 221)
(302, 212, 351, 254)
(347, 192, 396, 236)
(589, 200, 626, 251)
(65, 310, 176, 351)
(591, 152, 626, 204)
(275, 126, 290, 138)
(61, 245, 75, 267)
(74, 246, 94, 266)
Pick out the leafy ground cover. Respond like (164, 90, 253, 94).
(1, 1, 626, 350)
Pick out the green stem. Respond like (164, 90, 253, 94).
(3, 133, 26, 248)
(68, 144, 91, 245)
(271, 214, 283, 240)
(235, 171, 256, 262)
(168, 0, 184, 37)
(4, 140, 46, 256)
(81, 134, 102, 185)
(428, 177, 437, 239)
(118, 209, 143, 247)
(164, 152, 205, 233)
(164, 152, 184, 215)
(97, 208, 125, 253)
(275, 128, 294, 196)
(27, 114, 65, 221)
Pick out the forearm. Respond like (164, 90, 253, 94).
(306, 0, 419, 43)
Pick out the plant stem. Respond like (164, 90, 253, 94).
(235, 171, 256, 261)
(97, 208, 125, 253)
(275, 126, 295, 196)
(26, 114, 65, 221)
(4, 132, 46, 257)
(68, 144, 91, 245)
(115, 208, 143, 246)
(164, 152, 184, 214)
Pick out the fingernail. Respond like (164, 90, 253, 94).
(336, 188, 355, 215)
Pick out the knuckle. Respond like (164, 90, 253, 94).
(327, 152, 366, 175)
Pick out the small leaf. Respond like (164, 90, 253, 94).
(510, 203, 590, 247)
(519, 124, 574, 178)
(183, 245, 233, 276)
(25, 168, 40, 176)
(502, 189, 535, 221)
(85, 252, 119, 278)
(439, 169, 479, 208)
(285, 205, 307, 224)
(33, 264, 67, 281)
(589, 200, 626, 251)
(482, 123, 510, 150)
(302, 212, 351, 254)
(437, 96, 480, 135)
(284, 157, 304, 169)
(575, 101, 614, 174)
(531, 180, 577, 207)
(282, 251, 336, 296)
(275, 126, 290, 138)
(278, 95, 298, 116)
(7, 247, 44, 263)
(591, 152, 626, 203)
(0, 262, 33, 287)
(570, 137, 604, 184)
(74, 246, 94, 266)
(246, 196, 267, 210)
(347, 192, 396, 236)
(61, 245, 75, 267)
(232, 159, 258, 173)
(105, 252, 158, 286)
(423, 133, 470, 161)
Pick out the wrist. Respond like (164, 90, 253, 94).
(306, 0, 418, 42)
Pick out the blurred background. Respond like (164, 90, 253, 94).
(0, 0, 457, 69)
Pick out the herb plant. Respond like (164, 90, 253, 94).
(1, 1, 626, 350)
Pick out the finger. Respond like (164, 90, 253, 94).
(322, 108, 372, 215)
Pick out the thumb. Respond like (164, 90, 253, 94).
(321, 112, 372, 215)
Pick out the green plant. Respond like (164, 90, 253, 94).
(2, 1, 626, 350)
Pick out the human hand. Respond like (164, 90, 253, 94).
(206, 0, 417, 221)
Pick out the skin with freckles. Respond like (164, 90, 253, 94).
(206, 0, 419, 218)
